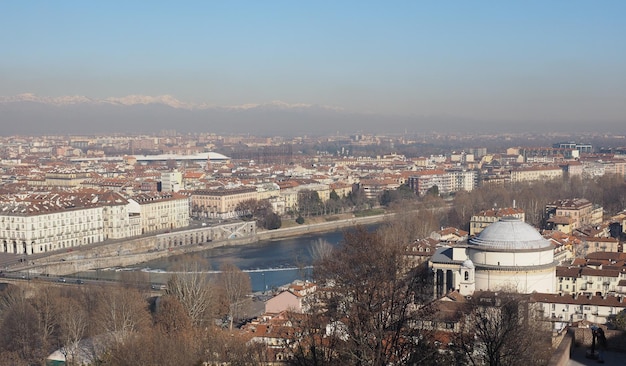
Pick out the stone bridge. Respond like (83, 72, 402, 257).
(155, 221, 256, 249)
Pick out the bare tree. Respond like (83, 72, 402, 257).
(235, 198, 258, 220)
(308, 238, 334, 263)
(153, 295, 193, 335)
(0, 299, 45, 364)
(100, 328, 207, 366)
(58, 297, 89, 365)
(92, 286, 151, 345)
(0, 284, 25, 317)
(295, 226, 441, 365)
(219, 262, 252, 330)
(456, 291, 552, 366)
(31, 287, 61, 355)
(166, 256, 220, 326)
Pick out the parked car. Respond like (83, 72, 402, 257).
(75, 279, 84, 284)
(57, 277, 66, 283)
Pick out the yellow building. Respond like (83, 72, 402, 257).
(510, 166, 563, 183)
(545, 198, 603, 234)
(191, 187, 258, 219)
(469, 207, 525, 236)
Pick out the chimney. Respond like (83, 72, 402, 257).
(574, 293, 578, 300)
(619, 296, 623, 303)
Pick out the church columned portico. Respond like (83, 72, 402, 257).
(433, 268, 456, 298)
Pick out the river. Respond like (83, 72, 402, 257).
(80, 225, 378, 292)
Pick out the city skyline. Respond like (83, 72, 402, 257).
(1, 1, 625, 134)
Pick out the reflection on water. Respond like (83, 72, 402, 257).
(77, 225, 377, 292)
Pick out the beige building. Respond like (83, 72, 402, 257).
(532, 293, 626, 326)
(510, 166, 563, 183)
(100, 191, 141, 240)
(128, 192, 190, 234)
(279, 189, 299, 213)
(0, 192, 105, 255)
(545, 198, 603, 234)
(329, 182, 353, 198)
(45, 170, 91, 187)
(580, 237, 620, 254)
(191, 187, 257, 219)
(160, 170, 182, 192)
(556, 266, 622, 297)
(298, 183, 331, 202)
(469, 207, 525, 236)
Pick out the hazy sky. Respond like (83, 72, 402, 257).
(1, 1, 625, 123)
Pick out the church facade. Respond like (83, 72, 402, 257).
(430, 217, 557, 298)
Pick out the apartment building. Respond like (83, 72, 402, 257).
(545, 198, 603, 234)
(190, 187, 257, 219)
(559, 161, 583, 177)
(408, 170, 449, 196)
(469, 207, 525, 236)
(448, 169, 477, 193)
(358, 179, 401, 200)
(580, 237, 620, 254)
(532, 293, 626, 326)
(556, 266, 622, 296)
(329, 182, 353, 198)
(509, 166, 563, 183)
(128, 192, 190, 234)
(0, 192, 105, 255)
(45, 170, 92, 187)
(100, 191, 141, 240)
(160, 170, 182, 192)
(408, 169, 476, 197)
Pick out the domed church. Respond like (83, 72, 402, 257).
(429, 217, 557, 297)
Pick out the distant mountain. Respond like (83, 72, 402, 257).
(0, 93, 414, 136)
(1, 94, 622, 136)
(0, 93, 343, 112)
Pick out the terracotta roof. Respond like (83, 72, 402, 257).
(531, 293, 626, 307)
(556, 266, 581, 278)
(580, 267, 620, 277)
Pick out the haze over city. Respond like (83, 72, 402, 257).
(1, 1, 625, 135)
(4, 2, 626, 364)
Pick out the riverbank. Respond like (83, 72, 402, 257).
(13, 212, 393, 276)
(256, 213, 393, 241)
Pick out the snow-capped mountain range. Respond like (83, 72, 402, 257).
(0, 93, 343, 112)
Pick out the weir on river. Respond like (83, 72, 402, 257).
(76, 225, 378, 292)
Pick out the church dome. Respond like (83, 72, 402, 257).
(469, 217, 551, 250)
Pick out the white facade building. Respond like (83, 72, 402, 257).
(532, 293, 626, 330)
(128, 192, 190, 234)
(0, 193, 105, 255)
(161, 171, 182, 192)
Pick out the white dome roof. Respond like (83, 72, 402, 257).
(469, 217, 551, 250)
(461, 259, 475, 269)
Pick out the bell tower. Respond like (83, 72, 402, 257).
(459, 259, 475, 296)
